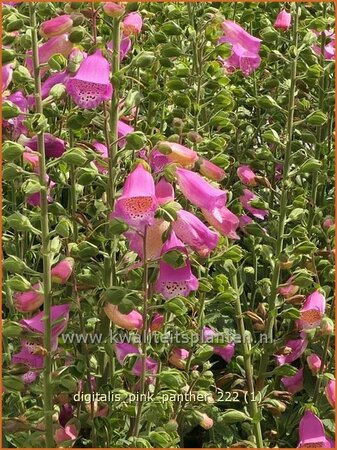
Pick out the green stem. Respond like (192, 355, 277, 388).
(231, 272, 263, 448)
(99, 17, 121, 387)
(133, 226, 149, 437)
(307, 2, 327, 232)
(29, 3, 54, 447)
(256, 3, 299, 390)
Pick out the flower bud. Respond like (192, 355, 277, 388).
(40, 15, 73, 38)
(55, 217, 73, 238)
(77, 167, 98, 185)
(198, 158, 225, 181)
(2, 141, 25, 161)
(237, 165, 257, 186)
(7, 274, 32, 292)
(68, 26, 86, 43)
(274, 10, 291, 31)
(307, 353, 323, 375)
(198, 413, 214, 430)
(150, 313, 164, 332)
(104, 303, 143, 330)
(62, 147, 88, 166)
(49, 83, 67, 100)
(168, 348, 189, 370)
(221, 409, 251, 424)
(157, 141, 198, 166)
(325, 379, 335, 408)
(322, 217, 334, 230)
(3, 321, 24, 338)
(103, 2, 125, 18)
(2, 100, 21, 119)
(77, 241, 99, 259)
(51, 257, 74, 284)
(321, 317, 334, 336)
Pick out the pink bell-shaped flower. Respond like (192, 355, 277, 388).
(2, 63, 13, 92)
(296, 290, 325, 330)
(54, 424, 78, 445)
(274, 10, 291, 31)
(201, 205, 239, 240)
(51, 257, 74, 284)
(103, 2, 125, 18)
(154, 232, 198, 299)
(176, 167, 226, 211)
(169, 347, 190, 369)
(276, 337, 308, 365)
(240, 189, 268, 220)
(104, 304, 143, 330)
(237, 165, 257, 186)
(40, 15, 73, 38)
(173, 209, 219, 257)
(2, 91, 28, 139)
(26, 34, 74, 75)
(325, 379, 335, 408)
(66, 49, 113, 109)
(122, 12, 143, 36)
(19, 133, 66, 158)
(117, 120, 134, 147)
(298, 410, 334, 447)
(13, 282, 44, 313)
(114, 343, 158, 381)
(150, 313, 164, 332)
(281, 367, 304, 394)
(202, 327, 235, 363)
(278, 276, 299, 298)
(156, 141, 198, 167)
(219, 20, 261, 76)
(113, 163, 158, 230)
(92, 140, 108, 173)
(155, 178, 175, 205)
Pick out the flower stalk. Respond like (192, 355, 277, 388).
(29, 3, 54, 447)
(256, 2, 299, 390)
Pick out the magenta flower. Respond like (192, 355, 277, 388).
(278, 276, 299, 298)
(108, 37, 132, 61)
(281, 367, 304, 394)
(54, 424, 78, 445)
(12, 342, 44, 370)
(66, 49, 112, 109)
(198, 158, 225, 182)
(274, 10, 291, 31)
(219, 20, 261, 76)
(20, 304, 70, 351)
(296, 290, 325, 330)
(118, 120, 134, 147)
(169, 347, 190, 369)
(59, 404, 74, 427)
(322, 217, 334, 229)
(237, 165, 257, 186)
(19, 133, 66, 158)
(28, 70, 70, 108)
(150, 313, 164, 331)
(325, 379, 335, 408)
(27, 173, 55, 207)
(240, 189, 268, 220)
(23, 148, 39, 169)
(40, 15, 73, 38)
(202, 327, 235, 363)
(2, 91, 28, 139)
(104, 304, 143, 330)
(26, 34, 74, 75)
(313, 30, 335, 60)
(276, 337, 308, 365)
(2, 63, 13, 92)
(176, 167, 227, 210)
(113, 163, 158, 230)
(13, 282, 44, 313)
(114, 343, 158, 380)
(298, 410, 334, 447)
(201, 205, 239, 240)
(125, 218, 170, 261)
(92, 140, 108, 173)
(173, 209, 219, 256)
(155, 178, 175, 205)
(122, 12, 143, 36)
(154, 231, 198, 299)
(157, 141, 198, 167)
(307, 353, 323, 375)
(149, 149, 170, 173)
(51, 257, 74, 284)
(238, 214, 253, 229)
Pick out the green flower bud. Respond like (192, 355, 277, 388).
(23, 113, 49, 133)
(3, 376, 25, 392)
(77, 167, 98, 185)
(55, 217, 73, 238)
(2, 48, 16, 64)
(306, 110, 328, 126)
(133, 51, 156, 68)
(2, 141, 25, 161)
(7, 274, 32, 292)
(160, 44, 182, 58)
(125, 132, 147, 150)
(2, 101, 21, 119)
(62, 147, 88, 166)
(77, 241, 99, 259)
(68, 26, 86, 43)
(298, 158, 322, 173)
(161, 22, 182, 35)
(2, 321, 23, 338)
(49, 83, 67, 100)
(48, 53, 68, 71)
(13, 65, 32, 84)
(22, 178, 42, 196)
(108, 218, 129, 236)
(260, 26, 278, 42)
(221, 409, 251, 424)
(2, 163, 22, 181)
(6, 18, 24, 33)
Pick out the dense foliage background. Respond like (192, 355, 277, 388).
(2, 1, 335, 448)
